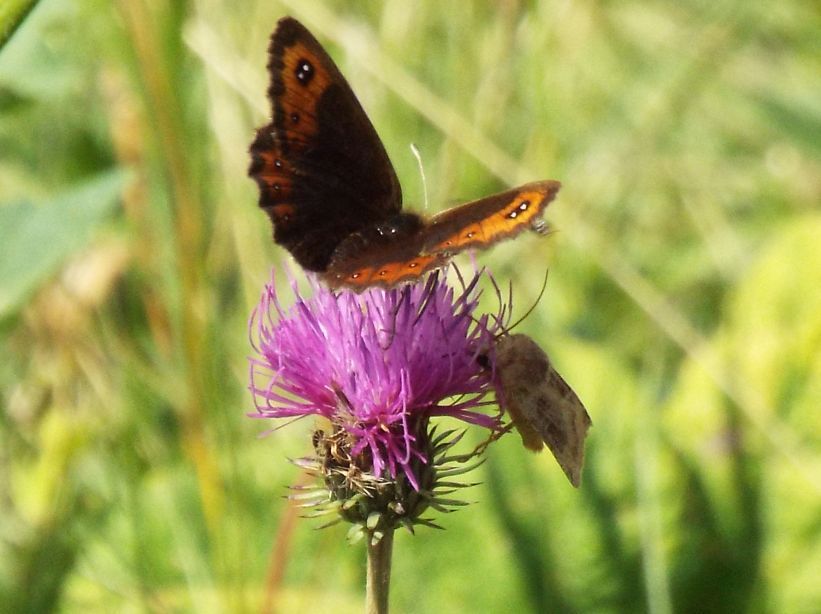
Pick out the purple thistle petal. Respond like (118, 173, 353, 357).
(248, 268, 505, 488)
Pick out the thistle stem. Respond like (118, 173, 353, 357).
(365, 529, 394, 614)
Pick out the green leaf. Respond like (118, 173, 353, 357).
(0, 0, 40, 51)
(754, 94, 821, 158)
(663, 214, 821, 610)
(0, 170, 126, 317)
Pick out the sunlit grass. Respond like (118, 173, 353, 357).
(1, 0, 819, 612)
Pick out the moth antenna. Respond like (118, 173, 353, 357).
(268, 413, 308, 433)
(412, 270, 441, 327)
(503, 267, 550, 334)
(379, 284, 412, 350)
(330, 382, 354, 415)
(486, 269, 508, 329)
(410, 143, 429, 212)
(467, 268, 550, 340)
(505, 279, 514, 329)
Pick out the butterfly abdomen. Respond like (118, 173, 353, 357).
(328, 213, 425, 269)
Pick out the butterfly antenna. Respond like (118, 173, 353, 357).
(505, 267, 551, 333)
(410, 143, 429, 212)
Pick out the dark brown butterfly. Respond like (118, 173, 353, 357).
(249, 17, 561, 290)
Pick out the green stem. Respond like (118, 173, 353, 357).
(0, 0, 41, 51)
(365, 529, 394, 614)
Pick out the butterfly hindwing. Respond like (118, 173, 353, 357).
(321, 181, 561, 289)
(423, 181, 560, 254)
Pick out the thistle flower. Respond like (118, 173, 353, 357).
(248, 268, 506, 535)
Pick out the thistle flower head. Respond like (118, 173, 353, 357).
(248, 269, 506, 534)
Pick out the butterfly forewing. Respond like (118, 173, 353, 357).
(249, 17, 402, 272)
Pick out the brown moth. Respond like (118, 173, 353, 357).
(494, 333, 592, 487)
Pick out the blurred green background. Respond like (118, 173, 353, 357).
(2, 0, 820, 612)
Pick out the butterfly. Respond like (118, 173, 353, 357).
(249, 17, 561, 290)
(493, 333, 592, 487)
